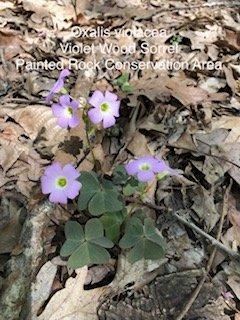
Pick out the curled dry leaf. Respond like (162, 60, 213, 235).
(164, 76, 228, 106)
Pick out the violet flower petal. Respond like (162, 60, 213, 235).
(109, 100, 120, 117)
(49, 190, 68, 204)
(60, 94, 71, 106)
(88, 108, 103, 124)
(68, 116, 80, 128)
(88, 90, 104, 107)
(65, 181, 82, 199)
(41, 162, 81, 204)
(57, 117, 70, 128)
(137, 171, 155, 182)
(103, 113, 116, 128)
(105, 91, 118, 101)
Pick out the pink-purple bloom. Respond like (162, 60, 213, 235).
(125, 156, 177, 182)
(46, 69, 70, 103)
(41, 162, 82, 204)
(88, 90, 120, 128)
(52, 95, 80, 128)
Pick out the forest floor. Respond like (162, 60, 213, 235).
(0, 0, 240, 319)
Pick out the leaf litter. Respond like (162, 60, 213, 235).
(0, 1, 240, 320)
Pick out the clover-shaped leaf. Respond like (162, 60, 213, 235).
(113, 73, 133, 93)
(60, 219, 114, 269)
(77, 171, 100, 211)
(119, 217, 166, 263)
(77, 171, 123, 216)
(100, 210, 126, 243)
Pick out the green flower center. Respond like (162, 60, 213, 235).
(66, 106, 73, 117)
(140, 163, 151, 171)
(56, 177, 67, 187)
(100, 102, 109, 112)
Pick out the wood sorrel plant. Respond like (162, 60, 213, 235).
(41, 69, 179, 268)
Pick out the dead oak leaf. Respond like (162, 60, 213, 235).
(38, 255, 165, 320)
(37, 266, 105, 320)
(133, 75, 228, 105)
(164, 77, 228, 106)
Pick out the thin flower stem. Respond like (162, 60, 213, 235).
(83, 109, 97, 166)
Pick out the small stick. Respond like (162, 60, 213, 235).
(175, 183, 231, 320)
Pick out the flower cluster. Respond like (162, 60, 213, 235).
(41, 70, 178, 204)
(46, 69, 121, 130)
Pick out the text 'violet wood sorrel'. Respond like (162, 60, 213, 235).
(41, 162, 82, 204)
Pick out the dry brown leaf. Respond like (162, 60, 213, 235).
(127, 131, 151, 156)
(133, 75, 228, 105)
(37, 255, 165, 320)
(227, 276, 240, 301)
(222, 28, 240, 51)
(222, 194, 240, 250)
(211, 116, 240, 144)
(37, 266, 105, 320)
(0, 30, 23, 60)
(54, 150, 76, 166)
(165, 76, 228, 106)
(85, 263, 115, 286)
(235, 313, 240, 320)
(223, 65, 236, 94)
(32, 261, 58, 316)
(1, 105, 67, 151)
(77, 153, 94, 172)
(23, 0, 76, 30)
(191, 187, 220, 232)
(180, 25, 223, 50)
(6, 149, 48, 197)
(0, 140, 27, 172)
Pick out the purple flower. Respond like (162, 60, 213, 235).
(125, 156, 176, 182)
(46, 69, 70, 103)
(88, 90, 120, 128)
(52, 95, 80, 128)
(41, 162, 82, 204)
